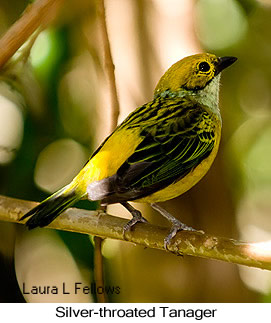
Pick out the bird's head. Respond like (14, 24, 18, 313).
(154, 53, 237, 103)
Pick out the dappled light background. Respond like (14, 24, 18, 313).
(0, 0, 271, 302)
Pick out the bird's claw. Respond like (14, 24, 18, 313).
(164, 220, 196, 251)
(123, 210, 148, 240)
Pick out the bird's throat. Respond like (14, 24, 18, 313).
(194, 74, 221, 116)
(158, 75, 221, 118)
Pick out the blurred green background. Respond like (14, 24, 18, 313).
(0, 0, 271, 302)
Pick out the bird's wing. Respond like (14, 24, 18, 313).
(88, 97, 218, 203)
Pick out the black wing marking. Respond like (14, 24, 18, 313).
(87, 97, 218, 204)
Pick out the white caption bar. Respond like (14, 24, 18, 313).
(0, 303, 270, 322)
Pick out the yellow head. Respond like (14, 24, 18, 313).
(155, 53, 237, 96)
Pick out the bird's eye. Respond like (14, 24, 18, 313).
(198, 62, 210, 72)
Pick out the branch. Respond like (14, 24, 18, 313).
(96, 0, 120, 131)
(93, 236, 106, 303)
(1, 195, 270, 271)
(0, 0, 64, 69)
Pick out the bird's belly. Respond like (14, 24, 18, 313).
(135, 138, 220, 203)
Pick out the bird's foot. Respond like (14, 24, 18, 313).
(121, 202, 148, 239)
(150, 203, 197, 251)
(164, 219, 196, 251)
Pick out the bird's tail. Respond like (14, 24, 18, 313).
(20, 185, 82, 229)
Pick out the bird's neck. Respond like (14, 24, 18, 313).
(157, 75, 221, 118)
(193, 75, 221, 116)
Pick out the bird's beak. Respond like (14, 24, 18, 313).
(215, 56, 237, 75)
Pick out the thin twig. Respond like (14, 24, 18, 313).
(0, 0, 64, 70)
(94, 0, 121, 302)
(93, 236, 106, 303)
(18, 28, 44, 64)
(1, 195, 271, 271)
(96, 0, 120, 131)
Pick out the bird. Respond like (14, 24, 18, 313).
(20, 53, 237, 249)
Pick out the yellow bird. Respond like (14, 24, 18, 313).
(21, 53, 237, 248)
